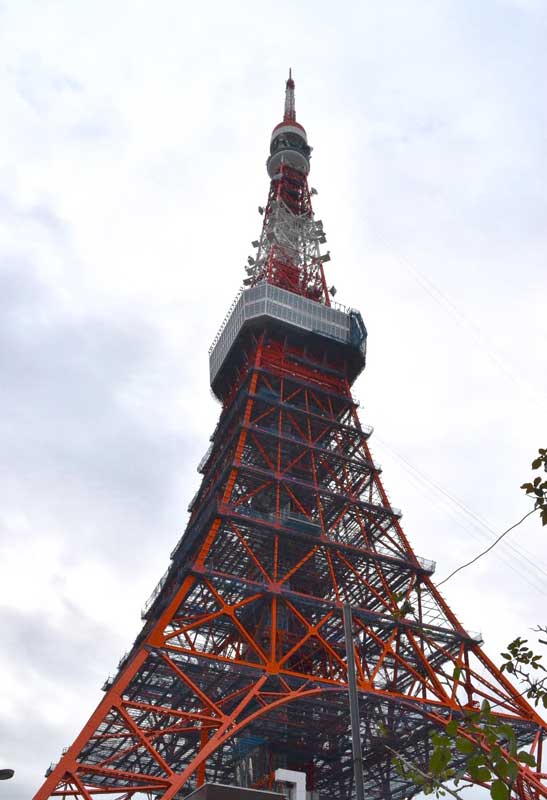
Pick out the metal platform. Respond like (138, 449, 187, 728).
(209, 282, 367, 393)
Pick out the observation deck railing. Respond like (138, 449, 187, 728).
(209, 282, 366, 386)
(416, 555, 436, 574)
(141, 566, 170, 619)
(208, 283, 357, 356)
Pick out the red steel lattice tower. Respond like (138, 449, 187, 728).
(35, 73, 546, 800)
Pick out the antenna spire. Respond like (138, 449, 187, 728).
(283, 68, 296, 123)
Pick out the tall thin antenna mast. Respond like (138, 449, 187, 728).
(283, 67, 296, 123)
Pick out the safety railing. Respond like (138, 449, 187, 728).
(141, 566, 170, 619)
(416, 556, 436, 574)
(209, 282, 366, 386)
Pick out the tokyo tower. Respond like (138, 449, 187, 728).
(35, 73, 546, 800)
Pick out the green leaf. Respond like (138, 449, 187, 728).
(471, 766, 491, 782)
(490, 779, 509, 800)
(495, 759, 508, 779)
(484, 729, 497, 746)
(532, 458, 542, 469)
(445, 720, 458, 737)
(506, 760, 519, 780)
(453, 665, 462, 681)
(471, 767, 492, 781)
(429, 749, 445, 773)
(490, 745, 502, 761)
(456, 737, 475, 754)
(468, 753, 486, 768)
(517, 751, 536, 767)
(497, 723, 516, 743)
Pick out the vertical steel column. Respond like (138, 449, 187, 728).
(343, 603, 365, 800)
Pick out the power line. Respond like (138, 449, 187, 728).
(374, 437, 547, 592)
(373, 232, 547, 414)
(387, 456, 547, 595)
(435, 508, 538, 588)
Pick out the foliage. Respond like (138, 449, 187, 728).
(393, 589, 415, 619)
(399, 625, 547, 799)
(394, 699, 536, 800)
(521, 448, 547, 526)
(395, 451, 547, 799)
(500, 627, 547, 709)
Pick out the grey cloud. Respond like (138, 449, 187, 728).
(0, 604, 118, 800)
(0, 263, 199, 563)
(0, 196, 68, 239)
(0, 603, 114, 689)
(8, 54, 83, 114)
(0, 261, 203, 791)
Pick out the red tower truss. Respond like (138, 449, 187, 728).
(35, 73, 546, 800)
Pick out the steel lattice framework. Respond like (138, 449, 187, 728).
(35, 73, 546, 800)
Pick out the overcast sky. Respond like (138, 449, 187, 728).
(1, 1, 546, 797)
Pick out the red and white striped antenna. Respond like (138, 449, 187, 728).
(283, 68, 296, 123)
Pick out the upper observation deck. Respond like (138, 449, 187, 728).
(209, 282, 367, 398)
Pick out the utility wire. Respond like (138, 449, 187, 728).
(435, 508, 538, 588)
(396, 466, 547, 595)
(373, 232, 547, 413)
(374, 437, 547, 591)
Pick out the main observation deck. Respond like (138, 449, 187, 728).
(209, 282, 367, 398)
